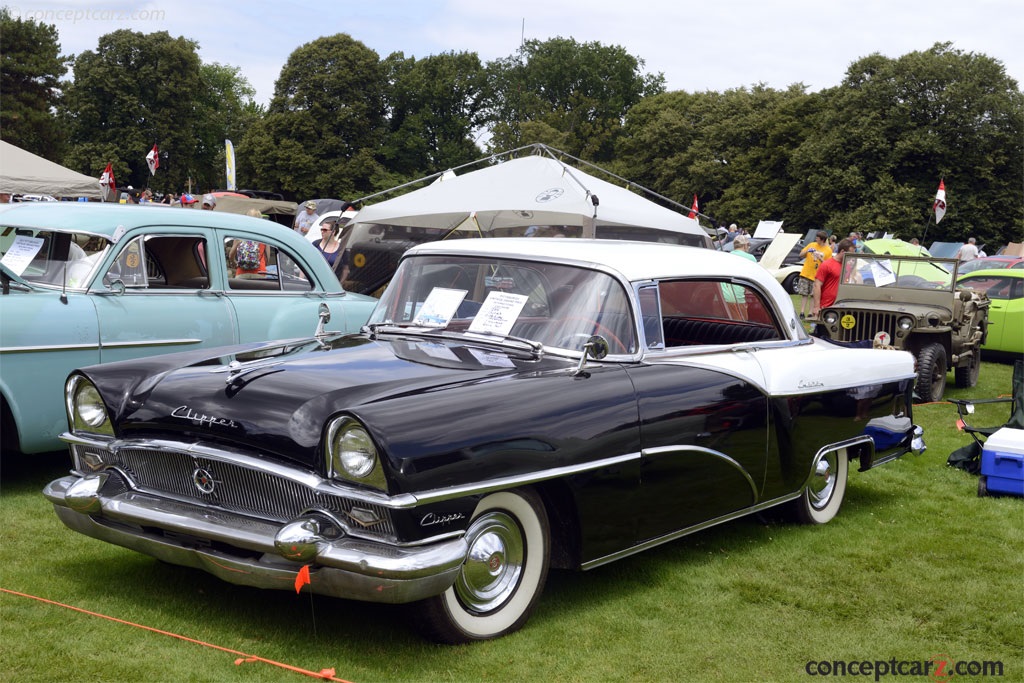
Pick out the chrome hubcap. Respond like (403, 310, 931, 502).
(809, 453, 837, 510)
(454, 511, 524, 613)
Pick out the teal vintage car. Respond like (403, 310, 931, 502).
(0, 202, 377, 454)
(958, 269, 1024, 357)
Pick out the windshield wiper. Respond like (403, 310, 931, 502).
(364, 322, 543, 357)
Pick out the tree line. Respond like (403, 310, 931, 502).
(2, 7, 1021, 247)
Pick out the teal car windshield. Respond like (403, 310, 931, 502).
(0, 227, 111, 290)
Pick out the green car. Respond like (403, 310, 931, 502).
(958, 269, 1024, 357)
(1, 203, 377, 455)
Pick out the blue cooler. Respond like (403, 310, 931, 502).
(980, 428, 1024, 497)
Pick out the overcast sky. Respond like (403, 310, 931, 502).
(18, 0, 1023, 105)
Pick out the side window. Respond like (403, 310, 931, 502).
(225, 237, 312, 292)
(104, 236, 149, 287)
(104, 236, 209, 289)
(657, 279, 783, 348)
(638, 285, 664, 349)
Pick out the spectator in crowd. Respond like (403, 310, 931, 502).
(957, 237, 979, 261)
(0, 191, 12, 203)
(201, 193, 217, 210)
(797, 231, 832, 319)
(294, 201, 318, 235)
(731, 234, 757, 262)
(848, 231, 864, 253)
(179, 193, 197, 208)
(811, 238, 856, 318)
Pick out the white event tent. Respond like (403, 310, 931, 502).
(352, 153, 709, 245)
(0, 140, 105, 199)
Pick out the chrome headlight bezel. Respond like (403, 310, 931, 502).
(325, 416, 387, 491)
(823, 310, 839, 325)
(897, 315, 915, 331)
(65, 374, 114, 437)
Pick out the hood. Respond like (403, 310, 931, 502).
(87, 334, 567, 469)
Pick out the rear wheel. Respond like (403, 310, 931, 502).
(915, 343, 948, 402)
(413, 489, 550, 643)
(789, 449, 848, 525)
(954, 349, 981, 388)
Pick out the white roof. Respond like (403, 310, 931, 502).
(409, 238, 788, 292)
(354, 155, 707, 240)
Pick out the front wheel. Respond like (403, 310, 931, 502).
(789, 449, 848, 525)
(413, 489, 550, 643)
(915, 342, 948, 402)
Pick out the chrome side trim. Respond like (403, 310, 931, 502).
(61, 432, 641, 510)
(1, 342, 101, 354)
(581, 491, 802, 571)
(101, 339, 204, 349)
(0, 338, 202, 354)
(643, 445, 758, 501)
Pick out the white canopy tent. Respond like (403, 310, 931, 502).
(0, 140, 105, 199)
(352, 154, 709, 246)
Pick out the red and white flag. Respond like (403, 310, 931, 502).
(99, 162, 116, 200)
(688, 194, 698, 219)
(933, 179, 946, 224)
(146, 144, 159, 176)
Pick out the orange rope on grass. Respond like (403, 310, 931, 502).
(0, 587, 353, 682)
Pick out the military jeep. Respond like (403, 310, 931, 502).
(815, 254, 989, 402)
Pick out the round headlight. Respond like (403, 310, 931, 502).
(328, 420, 378, 479)
(897, 316, 914, 331)
(75, 382, 107, 428)
(823, 311, 839, 325)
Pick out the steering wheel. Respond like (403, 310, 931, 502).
(556, 317, 628, 354)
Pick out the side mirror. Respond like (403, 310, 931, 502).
(573, 335, 610, 376)
(314, 302, 331, 338)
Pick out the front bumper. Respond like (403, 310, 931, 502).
(44, 474, 467, 604)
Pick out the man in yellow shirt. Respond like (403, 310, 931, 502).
(797, 231, 831, 319)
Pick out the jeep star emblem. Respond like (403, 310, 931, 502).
(192, 467, 217, 494)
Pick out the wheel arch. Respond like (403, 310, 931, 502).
(533, 478, 581, 570)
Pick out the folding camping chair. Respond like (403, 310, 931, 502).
(947, 359, 1024, 474)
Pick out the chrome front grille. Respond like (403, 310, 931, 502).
(834, 311, 900, 345)
(88, 445, 395, 539)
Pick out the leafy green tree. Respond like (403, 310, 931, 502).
(61, 30, 204, 192)
(618, 85, 819, 231)
(789, 43, 1023, 245)
(0, 7, 70, 160)
(240, 34, 388, 200)
(380, 51, 488, 179)
(196, 62, 261, 190)
(485, 38, 665, 161)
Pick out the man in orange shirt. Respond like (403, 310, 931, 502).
(796, 231, 831, 319)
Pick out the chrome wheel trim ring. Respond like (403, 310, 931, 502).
(808, 452, 837, 510)
(454, 511, 525, 614)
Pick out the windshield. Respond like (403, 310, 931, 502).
(840, 255, 957, 291)
(369, 254, 638, 354)
(0, 227, 111, 289)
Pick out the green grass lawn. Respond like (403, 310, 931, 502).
(2, 361, 1021, 683)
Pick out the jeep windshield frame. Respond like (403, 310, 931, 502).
(839, 255, 959, 293)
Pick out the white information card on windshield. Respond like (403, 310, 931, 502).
(468, 292, 529, 336)
(412, 288, 467, 327)
(869, 259, 897, 287)
(0, 235, 44, 276)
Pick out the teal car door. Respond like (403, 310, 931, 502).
(90, 231, 238, 363)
